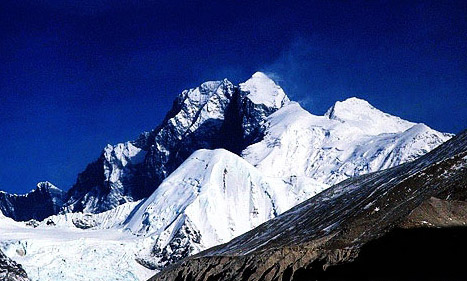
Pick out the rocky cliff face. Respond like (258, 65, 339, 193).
(0, 250, 29, 281)
(151, 130, 467, 281)
(0, 182, 65, 221)
(63, 73, 290, 214)
(63, 141, 147, 213)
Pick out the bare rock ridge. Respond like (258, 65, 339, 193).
(151, 130, 467, 281)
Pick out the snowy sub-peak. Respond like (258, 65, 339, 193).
(35, 181, 63, 197)
(325, 97, 415, 135)
(124, 148, 325, 269)
(239, 72, 290, 143)
(242, 101, 452, 187)
(63, 141, 147, 214)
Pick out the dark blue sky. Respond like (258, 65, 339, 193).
(1, 0, 466, 194)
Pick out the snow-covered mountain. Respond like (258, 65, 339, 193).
(118, 74, 451, 269)
(62, 72, 450, 216)
(124, 148, 325, 269)
(63, 73, 290, 214)
(0, 182, 65, 221)
(0, 72, 454, 281)
(242, 99, 451, 186)
(152, 130, 467, 281)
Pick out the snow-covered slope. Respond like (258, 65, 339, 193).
(324, 97, 414, 135)
(40, 200, 142, 229)
(243, 100, 451, 187)
(124, 149, 326, 269)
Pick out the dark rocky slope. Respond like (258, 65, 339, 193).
(0, 250, 29, 281)
(151, 130, 467, 281)
(0, 182, 65, 221)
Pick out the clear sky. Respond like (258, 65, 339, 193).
(1, 0, 466, 194)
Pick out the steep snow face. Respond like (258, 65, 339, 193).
(0, 182, 65, 221)
(243, 101, 452, 187)
(125, 149, 325, 269)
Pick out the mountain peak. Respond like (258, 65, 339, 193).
(36, 181, 57, 190)
(340, 96, 372, 106)
(251, 71, 270, 79)
(325, 97, 373, 118)
(34, 181, 64, 196)
(240, 72, 289, 108)
(199, 80, 223, 92)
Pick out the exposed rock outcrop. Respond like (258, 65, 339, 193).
(0, 250, 29, 281)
